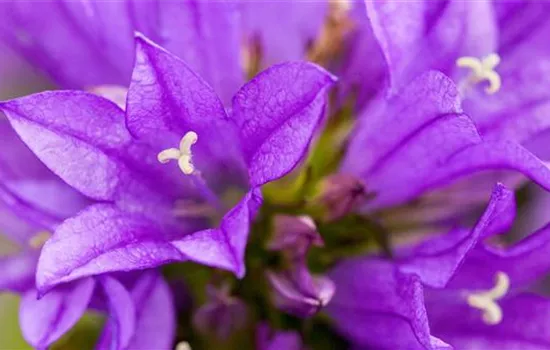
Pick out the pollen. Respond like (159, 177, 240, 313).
(157, 131, 198, 175)
(456, 53, 502, 94)
(28, 231, 51, 249)
(466, 271, 510, 325)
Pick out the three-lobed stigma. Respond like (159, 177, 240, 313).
(466, 271, 510, 325)
(158, 131, 198, 175)
(456, 53, 502, 94)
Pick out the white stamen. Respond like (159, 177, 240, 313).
(456, 53, 502, 94)
(157, 131, 198, 175)
(466, 271, 510, 325)
(175, 341, 192, 350)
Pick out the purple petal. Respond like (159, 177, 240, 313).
(242, 1, 327, 66)
(37, 192, 259, 291)
(127, 34, 245, 183)
(343, 70, 462, 179)
(0, 119, 89, 231)
(19, 278, 95, 349)
(343, 72, 550, 210)
(0, 1, 131, 88)
(0, 91, 132, 201)
(365, 0, 497, 90)
(126, 272, 175, 350)
(36, 204, 184, 292)
(232, 62, 336, 187)
(172, 188, 263, 278)
(0, 251, 38, 293)
(427, 293, 550, 350)
(447, 220, 550, 290)
(97, 276, 136, 350)
(397, 183, 515, 288)
(257, 324, 303, 350)
(364, 0, 427, 89)
(327, 258, 441, 350)
(130, 1, 244, 104)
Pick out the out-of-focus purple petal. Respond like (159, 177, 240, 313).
(327, 258, 442, 350)
(242, 1, 327, 67)
(0, 251, 38, 293)
(232, 61, 336, 187)
(193, 285, 248, 340)
(97, 276, 136, 350)
(126, 272, 175, 350)
(0, 1, 132, 88)
(19, 278, 95, 349)
(427, 293, 550, 350)
(364, 0, 427, 90)
(257, 324, 303, 350)
(397, 183, 515, 288)
(128, 34, 245, 185)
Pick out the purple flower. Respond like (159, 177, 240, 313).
(360, 1, 550, 156)
(328, 182, 550, 349)
(0, 34, 335, 293)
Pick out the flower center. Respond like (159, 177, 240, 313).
(158, 131, 198, 175)
(466, 271, 510, 325)
(28, 231, 51, 249)
(456, 53, 502, 95)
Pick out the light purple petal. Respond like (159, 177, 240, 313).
(327, 258, 441, 350)
(36, 204, 184, 293)
(126, 272, 175, 350)
(242, 1, 327, 67)
(172, 188, 263, 278)
(447, 220, 550, 290)
(0, 1, 131, 88)
(0, 118, 90, 231)
(127, 34, 245, 184)
(130, 1, 244, 104)
(232, 61, 336, 187)
(365, 0, 497, 90)
(397, 183, 515, 288)
(19, 278, 95, 348)
(0, 91, 132, 201)
(257, 324, 303, 350)
(427, 293, 550, 350)
(343, 70, 462, 179)
(37, 194, 258, 291)
(0, 251, 38, 293)
(97, 276, 136, 350)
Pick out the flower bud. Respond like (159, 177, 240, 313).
(267, 264, 335, 318)
(268, 215, 323, 257)
(316, 173, 368, 221)
(192, 285, 248, 340)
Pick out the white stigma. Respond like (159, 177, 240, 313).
(456, 53, 502, 94)
(157, 131, 198, 175)
(466, 271, 510, 325)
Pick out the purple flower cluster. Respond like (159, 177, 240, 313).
(1, 1, 550, 349)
